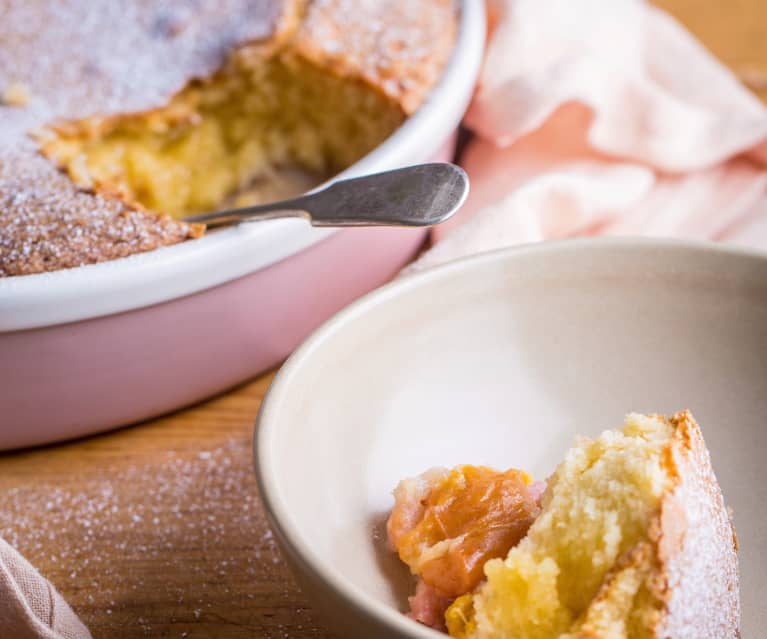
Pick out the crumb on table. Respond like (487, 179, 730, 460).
(2, 82, 30, 107)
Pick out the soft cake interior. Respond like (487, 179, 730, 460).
(446, 414, 673, 639)
(42, 47, 405, 217)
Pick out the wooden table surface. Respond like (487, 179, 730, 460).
(1, 3, 765, 638)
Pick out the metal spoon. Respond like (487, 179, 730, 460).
(184, 163, 469, 228)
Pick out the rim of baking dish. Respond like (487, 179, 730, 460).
(254, 236, 767, 639)
(0, 0, 486, 332)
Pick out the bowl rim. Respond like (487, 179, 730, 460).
(253, 236, 767, 639)
(0, 0, 487, 332)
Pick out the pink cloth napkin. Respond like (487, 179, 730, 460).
(412, 0, 767, 271)
(0, 538, 91, 639)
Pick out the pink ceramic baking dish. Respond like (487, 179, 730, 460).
(0, 2, 485, 450)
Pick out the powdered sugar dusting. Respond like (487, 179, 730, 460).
(0, 150, 195, 276)
(0, 0, 284, 276)
(0, 438, 330, 637)
(656, 411, 741, 638)
(0, 1, 282, 122)
(296, 0, 456, 114)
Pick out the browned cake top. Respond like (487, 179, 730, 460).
(0, 0, 456, 277)
(295, 0, 456, 113)
(0, 0, 288, 277)
(654, 410, 740, 638)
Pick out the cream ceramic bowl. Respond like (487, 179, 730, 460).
(255, 238, 767, 639)
(0, 1, 485, 450)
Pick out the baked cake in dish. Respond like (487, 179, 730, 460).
(0, 0, 456, 277)
(388, 411, 740, 638)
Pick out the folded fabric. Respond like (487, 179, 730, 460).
(415, 0, 767, 271)
(0, 537, 91, 639)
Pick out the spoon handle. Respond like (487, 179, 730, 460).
(184, 163, 469, 228)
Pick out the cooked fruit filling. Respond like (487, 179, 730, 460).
(41, 49, 404, 217)
(387, 466, 544, 631)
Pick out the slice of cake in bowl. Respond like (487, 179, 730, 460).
(388, 411, 740, 639)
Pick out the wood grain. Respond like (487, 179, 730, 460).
(1, 3, 765, 638)
(1, 372, 334, 638)
(655, 0, 767, 102)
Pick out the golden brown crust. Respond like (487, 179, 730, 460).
(290, 0, 457, 115)
(568, 541, 657, 638)
(0, 0, 456, 277)
(651, 410, 740, 639)
(568, 410, 739, 639)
